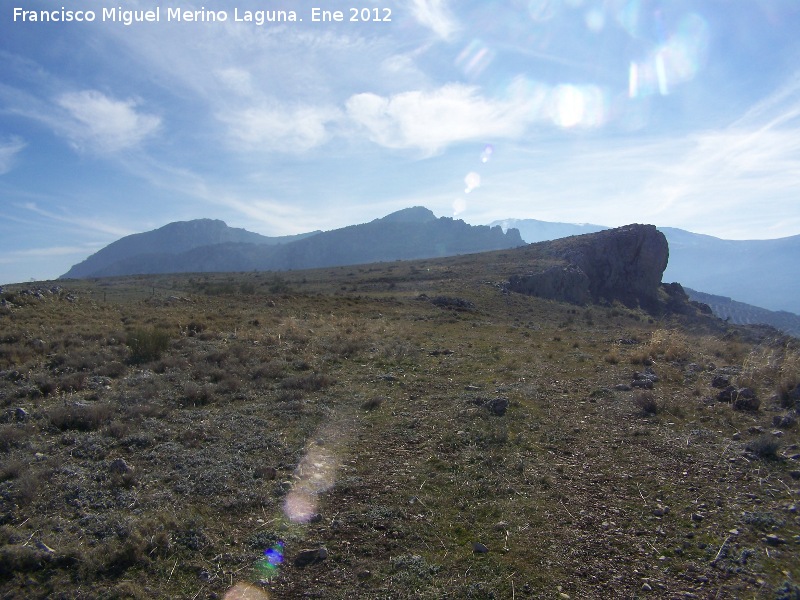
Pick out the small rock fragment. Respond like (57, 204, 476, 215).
(472, 542, 489, 554)
(764, 534, 786, 546)
(294, 547, 328, 567)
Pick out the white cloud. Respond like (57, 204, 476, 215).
(219, 103, 340, 153)
(409, 0, 460, 40)
(345, 83, 543, 154)
(0, 136, 25, 174)
(57, 90, 161, 152)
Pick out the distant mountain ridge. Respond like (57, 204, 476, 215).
(63, 219, 320, 279)
(495, 218, 799, 316)
(61, 208, 523, 279)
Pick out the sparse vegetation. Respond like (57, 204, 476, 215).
(126, 327, 171, 363)
(0, 255, 797, 599)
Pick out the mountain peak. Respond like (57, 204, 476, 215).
(378, 206, 437, 224)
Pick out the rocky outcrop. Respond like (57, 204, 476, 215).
(508, 265, 590, 305)
(507, 224, 669, 312)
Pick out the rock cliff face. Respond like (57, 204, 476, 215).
(507, 224, 669, 312)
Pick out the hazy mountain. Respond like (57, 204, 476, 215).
(63, 219, 320, 279)
(660, 227, 800, 316)
(494, 218, 799, 316)
(61, 208, 523, 278)
(684, 288, 800, 338)
(490, 218, 607, 243)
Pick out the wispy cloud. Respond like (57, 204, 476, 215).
(219, 102, 341, 153)
(22, 202, 135, 238)
(56, 90, 161, 153)
(409, 0, 460, 41)
(0, 136, 25, 174)
(0, 244, 100, 265)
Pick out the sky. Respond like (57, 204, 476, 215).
(1, 0, 800, 284)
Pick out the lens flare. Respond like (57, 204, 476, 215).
(224, 583, 271, 600)
(527, 0, 557, 22)
(585, 8, 605, 32)
(452, 197, 467, 216)
(480, 144, 494, 163)
(464, 171, 481, 193)
(253, 540, 285, 581)
(455, 39, 495, 79)
(550, 84, 607, 128)
(283, 413, 352, 524)
(627, 12, 709, 98)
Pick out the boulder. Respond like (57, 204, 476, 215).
(507, 224, 669, 313)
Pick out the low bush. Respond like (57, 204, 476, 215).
(127, 328, 170, 364)
(49, 403, 114, 431)
(746, 434, 781, 460)
(280, 373, 334, 392)
(633, 391, 659, 416)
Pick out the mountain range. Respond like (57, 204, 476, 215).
(62, 207, 522, 279)
(61, 209, 799, 330)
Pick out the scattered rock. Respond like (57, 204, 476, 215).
(773, 414, 797, 429)
(614, 384, 632, 391)
(764, 534, 786, 546)
(634, 367, 659, 384)
(293, 547, 328, 567)
(488, 398, 509, 416)
(631, 379, 654, 390)
(691, 513, 704, 522)
(109, 458, 133, 474)
(732, 388, 760, 412)
(472, 542, 489, 554)
(641, 582, 653, 592)
(711, 375, 730, 389)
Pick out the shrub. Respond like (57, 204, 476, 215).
(0, 424, 27, 452)
(746, 435, 781, 460)
(183, 382, 212, 406)
(648, 329, 691, 362)
(49, 403, 114, 431)
(127, 328, 171, 364)
(280, 373, 334, 392)
(634, 391, 659, 416)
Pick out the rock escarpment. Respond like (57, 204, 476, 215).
(507, 224, 669, 312)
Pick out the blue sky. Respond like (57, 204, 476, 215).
(2, 0, 800, 284)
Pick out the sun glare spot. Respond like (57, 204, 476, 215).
(464, 171, 481, 193)
(480, 144, 494, 163)
(550, 84, 607, 128)
(585, 8, 605, 32)
(453, 197, 467, 216)
(224, 583, 271, 600)
(282, 422, 346, 524)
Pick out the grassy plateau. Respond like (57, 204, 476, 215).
(1, 247, 798, 599)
